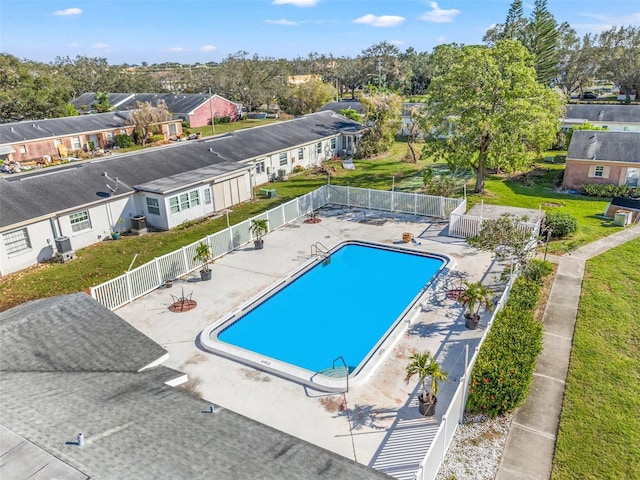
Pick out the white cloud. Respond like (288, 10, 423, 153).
(437, 36, 447, 43)
(92, 43, 109, 49)
(390, 39, 405, 46)
(578, 12, 640, 30)
(167, 47, 186, 52)
(353, 14, 405, 28)
(272, 0, 317, 6)
(53, 7, 82, 16)
(264, 19, 299, 26)
(200, 45, 217, 52)
(419, 2, 460, 23)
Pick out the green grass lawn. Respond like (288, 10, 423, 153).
(551, 238, 640, 480)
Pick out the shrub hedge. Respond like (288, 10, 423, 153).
(466, 274, 546, 417)
(543, 211, 578, 239)
(583, 183, 639, 198)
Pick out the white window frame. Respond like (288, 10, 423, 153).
(168, 187, 203, 215)
(316, 142, 322, 154)
(298, 148, 304, 161)
(70, 210, 91, 233)
(594, 165, 605, 178)
(3, 228, 31, 254)
(190, 190, 200, 207)
(179, 193, 190, 211)
(71, 137, 82, 150)
(279, 152, 287, 166)
(170, 196, 180, 214)
(204, 188, 212, 205)
(19, 145, 27, 154)
(625, 168, 639, 187)
(330, 138, 336, 149)
(256, 161, 265, 174)
(146, 197, 160, 215)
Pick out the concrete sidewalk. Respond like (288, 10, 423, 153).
(496, 224, 640, 480)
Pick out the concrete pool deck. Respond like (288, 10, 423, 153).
(116, 206, 504, 478)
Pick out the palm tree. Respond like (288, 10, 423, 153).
(405, 351, 448, 406)
(459, 281, 494, 320)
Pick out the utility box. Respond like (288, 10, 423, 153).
(614, 210, 631, 227)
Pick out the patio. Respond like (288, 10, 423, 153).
(116, 206, 504, 479)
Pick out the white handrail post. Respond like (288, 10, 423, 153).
(154, 257, 162, 284)
(125, 271, 133, 304)
(181, 246, 189, 274)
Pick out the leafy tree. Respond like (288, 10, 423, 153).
(555, 25, 598, 98)
(526, 0, 560, 86)
(126, 100, 173, 146)
(356, 92, 403, 158)
(338, 108, 362, 122)
(360, 41, 404, 90)
(52, 55, 118, 98)
(0, 54, 71, 122)
(334, 57, 364, 99)
(93, 92, 112, 113)
(467, 213, 539, 274)
(278, 79, 336, 116)
(215, 51, 285, 112)
(596, 26, 640, 104)
(419, 41, 564, 193)
(400, 47, 432, 96)
(483, 0, 527, 45)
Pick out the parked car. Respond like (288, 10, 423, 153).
(582, 92, 598, 99)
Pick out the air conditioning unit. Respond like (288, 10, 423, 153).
(277, 168, 288, 181)
(131, 215, 148, 235)
(55, 236, 72, 254)
(54, 236, 76, 263)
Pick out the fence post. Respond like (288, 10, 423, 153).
(347, 186, 351, 208)
(154, 258, 162, 284)
(181, 246, 189, 275)
(414, 193, 418, 215)
(125, 271, 134, 304)
(368, 188, 371, 210)
(439, 196, 445, 218)
(441, 415, 448, 462)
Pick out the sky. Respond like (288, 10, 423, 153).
(1, 0, 638, 65)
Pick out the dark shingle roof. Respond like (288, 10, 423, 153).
(0, 112, 361, 228)
(567, 130, 640, 163)
(0, 295, 391, 480)
(0, 293, 167, 372)
(319, 100, 363, 115)
(71, 93, 238, 116)
(0, 112, 130, 145)
(564, 105, 640, 123)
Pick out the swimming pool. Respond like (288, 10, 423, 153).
(201, 240, 449, 391)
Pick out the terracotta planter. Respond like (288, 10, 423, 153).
(402, 232, 413, 243)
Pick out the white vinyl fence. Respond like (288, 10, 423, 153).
(91, 186, 463, 310)
(449, 210, 541, 239)
(415, 271, 518, 480)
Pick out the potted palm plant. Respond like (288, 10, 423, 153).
(250, 218, 269, 250)
(405, 351, 448, 416)
(193, 241, 213, 281)
(459, 280, 494, 329)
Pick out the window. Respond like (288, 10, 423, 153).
(170, 196, 180, 214)
(169, 123, 177, 135)
(168, 187, 203, 214)
(3, 228, 31, 254)
(279, 152, 287, 166)
(180, 193, 190, 211)
(204, 188, 212, 205)
(298, 148, 304, 161)
(54, 139, 62, 147)
(70, 210, 91, 233)
(626, 168, 639, 187)
(71, 137, 82, 150)
(146, 197, 160, 215)
(19, 145, 27, 154)
(256, 161, 265, 174)
(330, 138, 336, 149)
(594, 165, 604, 177)
(190, 190, 200, 207)
(316, 142, 322, 154)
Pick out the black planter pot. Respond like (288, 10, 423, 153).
(200, 269, 212, 281)
(418, 393, 437, 416)
(465, 313, 480, 330)
(254, 239, 264, 250)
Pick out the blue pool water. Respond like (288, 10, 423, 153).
(217, 242, 445, 375)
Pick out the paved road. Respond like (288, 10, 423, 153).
(495, 224, 640, 480)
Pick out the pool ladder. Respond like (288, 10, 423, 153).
(311, 241, 330, 266)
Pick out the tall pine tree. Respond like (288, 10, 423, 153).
(527, 0, 559, 86)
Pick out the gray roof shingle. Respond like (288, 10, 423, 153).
(564, 105, 640, 124)
(0, 293, 167, 372)
(567, 130, 640, 163)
